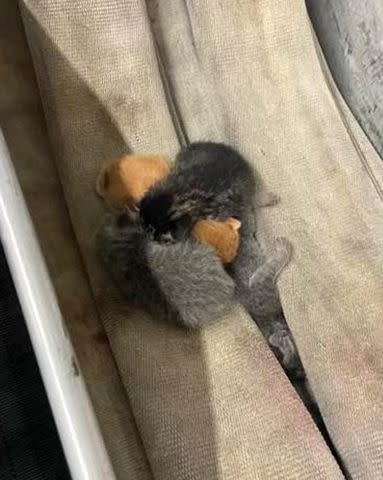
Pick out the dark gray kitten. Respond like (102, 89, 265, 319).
(99, 212, 302, 379)
(139, 142, 257, 239)
(99, 214, 320, 417)
(97, 214, 235, 328)
(99, 212, 294, 322)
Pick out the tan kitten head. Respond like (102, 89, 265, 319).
(96, 154, 170, 215)
(192, 218, 241, 264)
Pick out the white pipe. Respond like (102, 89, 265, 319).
(0, 129, 116, 480)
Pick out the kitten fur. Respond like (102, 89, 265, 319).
(96, 154, 170, 215)
(136, 141, 304, 377)
(228, 224, 323, 423)
(139, 142, 256, 238)
(192, 218, 241, 264)
(227, 221, 305, 380)
(97, 214, 235, 329)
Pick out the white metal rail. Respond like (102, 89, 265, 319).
(0, 129, 115, 480)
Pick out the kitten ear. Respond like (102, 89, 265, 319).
(227, 218, 241, 231)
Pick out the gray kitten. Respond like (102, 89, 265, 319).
(100, 139, 314, 409)
(98, 211, 296, 329)
(97, 214, 235, 328)
(104, 139, 303, 378)
(99, 213, 322, 418)
(98, 212, 301, 379)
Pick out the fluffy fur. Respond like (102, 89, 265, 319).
(96, 154, 170, 214)
(192, 218, 241, 264)
(228, 221, 305, 380)
(96, 143, 323, 427)
(139, 142, 256, 238)
(99, 212, 320, 421)
(228, 224, 322, 422)
(97, 145, 304, 378)
(98, 214, 235, 329)
(96, 152, 242, 261)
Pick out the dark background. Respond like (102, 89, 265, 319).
(0, 243, 70, 480)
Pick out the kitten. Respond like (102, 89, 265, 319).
(98, 212, 302, 376)
(99, 143, 313, 408)
(136, 141, 303, 377)
(98, 211, 302, 379)
(97, 214, 235, 329)
(139, 142, 257, 238)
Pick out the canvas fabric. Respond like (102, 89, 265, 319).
(2, 0, 382, 478)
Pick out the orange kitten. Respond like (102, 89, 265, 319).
(192, 218, 241, 264)
(96, 154, 170, 213)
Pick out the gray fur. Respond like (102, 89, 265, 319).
(228, 225, 321, 420)
(97, 215, 235, 329)
(139, 142, 257, 238)
(228, 223, 305, 380)
(97, 131, 322, 425)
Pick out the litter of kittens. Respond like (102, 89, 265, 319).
(96, 143, 321, 425)
(97, 143, 290, 331)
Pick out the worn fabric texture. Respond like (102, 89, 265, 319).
(5, 0, 382, 478)
(0, 2, 149, 478)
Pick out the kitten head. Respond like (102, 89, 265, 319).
(192, 218, 241, 264)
